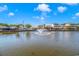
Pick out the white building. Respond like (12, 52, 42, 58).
(45, 24, 55, 28)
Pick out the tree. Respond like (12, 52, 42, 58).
(25, 24, 32, 28)
(0, 23, 9, 27)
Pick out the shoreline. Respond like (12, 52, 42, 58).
(0, 30, 79, 32)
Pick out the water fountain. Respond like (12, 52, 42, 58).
(37, 29, 47, 34)
(34, 29, 52, 36)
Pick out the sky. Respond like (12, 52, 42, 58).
(0, 3, 79, 25)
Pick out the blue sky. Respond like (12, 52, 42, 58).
(0, 3, 79, 25)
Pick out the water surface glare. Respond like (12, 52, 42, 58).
(0, 31, 79, 56)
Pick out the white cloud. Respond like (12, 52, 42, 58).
(72, 16, 77, 19)
(34, 4, 51, 12)
(0, 5, 8, 12)
(33, 16, 45, 20)
(75, 12, 79, 16)
(34, 4, 51, 23)
(8, 12, 15, 16)
(40, 16, 44, 20)
(33, 16, 40, 19)
(40, 16, 45, 23)
(71, 12, 79, 19)
(57, 6, 67, 13)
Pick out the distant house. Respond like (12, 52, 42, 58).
(45, 24, 62, 30)
(32, 26, 38, 30)
(0, 25, 17, 31)
(64, 23, 71, 27)
(45, 24, 55, 27)
(0, 26, 8, 31)
(9, 26, 17, 29)
(63, 23, 77, 30)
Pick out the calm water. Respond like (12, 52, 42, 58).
(0, 31, 79, 56)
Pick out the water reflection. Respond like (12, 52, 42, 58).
(0, 31, 79, 56)
(25, 31, 31, 39)
(16, 32, 20, 39)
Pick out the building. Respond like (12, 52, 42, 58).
(62, 23, 79, 30)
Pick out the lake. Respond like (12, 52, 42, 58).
(0, 31, 79, 56)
